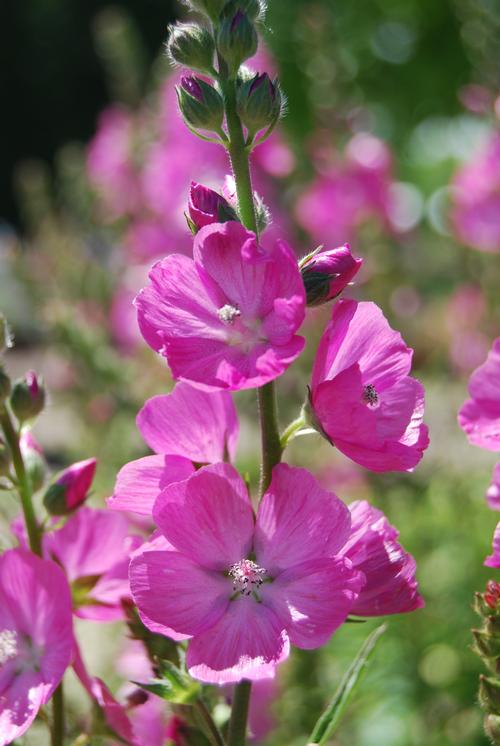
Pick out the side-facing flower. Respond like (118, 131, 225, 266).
(485, 523, 500, 569)
(43, 457, 97, 515)
(340, 500, 424, 616)
(0, 549, 73, 745)
(459, 338, 500, 451)
(135, 221, 306, 391)
(109, 382, 238, 515)
(487, 463, 500, 511)
(299, 243, 363, 307)
(188, 182, 237, 230)
(308, 299, 429, 472)
(130, 463, 363, 684)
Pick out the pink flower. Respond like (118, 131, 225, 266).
(485, 522, 500, 568)
(340, 501, 424, 616)
(0, 549, 73, 745)
(188, 181, 236, 230)
(109, 382, 238, 515)
(458, 338, 500, 451)
(130, 463, 364, 684)
(300, 243, 363, 306)
(451, 131, 500, 253)
(135, 221, 305, 391)
(487, 463, 500, 511)
(309, 300, 429, 472)
(43, 457, 97, 515)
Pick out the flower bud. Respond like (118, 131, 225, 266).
(10, 371, 46, 423)
(237, 73, 282, 133)
(43, 458, 97, 516)
(217, 10, 258, 77)
(299, 244, 363, 307)
(188, 182, 238, 230)
(220, 0, 265, 22)
(480, 675, 500, 716)
(20, 430, 46, 492)
(0, 438, 11, 477)
(0, 314, 13, 354)
(485, 714, 500, 742)
(176, 76, 224, 132)
(0, 365, 11, 403)
(189, 0, 226, 20)
(166, 23, 215, 74)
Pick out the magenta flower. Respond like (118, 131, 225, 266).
(485, 522, 500, 569)
(135, 221, 305, 391)
(458, 338, 500, 451)
(309, 300, 429, 472)
(300, 243, 363, 306)
(109, 382, 238, 515)
(0, 549, 73, 744)
(130, 463, 363, 684)
(188, 181, 236, 230)
(43, 457, 97, 515)
(340, 501, 424, 616)
(487, 463, 500, 511)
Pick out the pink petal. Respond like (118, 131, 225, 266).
(255, 464, 351, 575)
(0, 671, 46, 745)
(108, 454, 194, 515)
(485, 522, 500, 568)
(459, 338, 500, 450)
(186, 599, 289, 684)
(137, 383, 239, 463)
(130, 548, 229, 638)
(153, 463, 254, 570)
(486, 463, 500, 510)
(261, 558, 364, 648)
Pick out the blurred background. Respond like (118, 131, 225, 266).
(1, 0, 500, 744)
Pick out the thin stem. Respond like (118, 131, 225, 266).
(0, 407, 41, 555)
(227, 680, 252, 746)
(257, 382, 282, 495)
(280, 415, 307, 449)
(51, 682, 65, 746)
(195, 699, 225, 746)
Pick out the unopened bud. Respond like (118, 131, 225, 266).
(20, 430, 46, 492)
(188, 0, 226, 21)
(217, 10, 257, 77)
(237, 73, 282, 133)
(485, 581, 500, 614)
(10, 371, 46, 423)
(220, 0, 265, 22)
(166, 23, 215, 74)
(0, 315, 13, 354)
(299, 244, 363, 307)
(176, 76, 224, 132)
(0, 366, 11, 403)
(485, 713, 500, 742)
(43, 458, 97, 516)
(188, 182, 238, 230)
(480, 675, 500, 716)
(0, 438, 11, 477)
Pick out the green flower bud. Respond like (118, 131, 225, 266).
(220, 0, 265, 22)
(236, 72, 282, 133)
(20, 430, 46, 492)
(217, 10, 257, 77)
(480, 676, 500, 716)
(0, 366, 11, 403)
(0, 438, 11, 477)
(176, 76, 224, 132)
(10, 371, 46, 423)
(166, 23, 215, 74)
(189, 0, 227, 21)
(485, 714, 500, 743)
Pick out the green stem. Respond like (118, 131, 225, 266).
(257, 382, 282, 495)
(51, 682, 65, 746)
(227, 680, 252, 746)
(195, 699, 225, 746)
(280, 414, 307, 450)
(0, 407, 41, 555)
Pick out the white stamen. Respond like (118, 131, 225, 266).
(0, 630, 18, 665)
(229, 559, 267, 596)
(218, 304, 241, 324)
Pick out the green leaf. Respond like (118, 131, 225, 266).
(133, 660, 200, 705)
(308, 623, 387, 745)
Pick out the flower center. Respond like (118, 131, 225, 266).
(362, 383, 379, 407)
(0, 630, 18, 665)
(229, 559, 267, 597)
(217, 304, 241, 324)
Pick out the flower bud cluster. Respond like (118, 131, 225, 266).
(473, 581, 500, 743)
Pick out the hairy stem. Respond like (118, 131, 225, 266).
(227, 680, 252, 746)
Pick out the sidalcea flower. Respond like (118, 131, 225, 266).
(485, 522, 500, 569)
(188, 181, 237, 231)
(340, 501, 424, 616)
(10, 370, 46, 422)
(459, 338, 500, 451)
(487, 463, 500, 511)
(130, 463, 364, 684)
(19, 429, 46, 492)
(43, 457, 97, 515)
(0, 549, 73, 745)
(135, 221, 306, 391)
(308, 300, 429, 472)
(299, 243, 363, 307)
(109, 382, 238, 515)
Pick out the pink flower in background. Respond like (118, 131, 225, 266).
(451, 131, 500, 253)
(309, 300, 429, 472)
(340, 501, 424, 616)
(43, 457, 97, 515)
(135, 221, 305, 391)
(300, 243, 363, 306)
(459, 338, 500, 451)
(0, 549, 73, 745)
(445, 284, 489, 374)
(485, 522, 500, 568)
(109, 382, 238, 515)
(487, 463, 500, 510)
(130, 463, 363, 684)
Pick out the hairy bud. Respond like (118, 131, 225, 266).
(10, 371, 46, 423)
(20, 430, 46, 493)
(166, 23, 215, 74)
(188, 0, 227, 20)
(176, 76, 224, 132)
(43, 458, 97, 515)
(217, 10, 257, 77)
(237, 72, 282, 133)
(220, 0, 265, 22)
(299, 244, 363, 307)
(188, 182, 238, 230)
